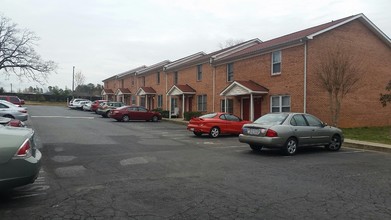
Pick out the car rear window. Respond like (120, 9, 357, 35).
(200, 113, 217, 119)
(253, 113, 288, 125)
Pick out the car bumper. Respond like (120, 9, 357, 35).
(15, 114, 29, 122)
(239, 134, 286, 148)
(187, 125, 210, 133)
(0, 149, 42, 190)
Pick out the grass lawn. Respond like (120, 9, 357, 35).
(342, 126, 391, 145)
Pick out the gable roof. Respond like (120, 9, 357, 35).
(220, 80, 269, 96)
(101, 89, 114, 95)
(166, 84, 196, 96)
(115, 88, 131, 95)
(136, 87, 157, 95)
(136, 60, 171, 75)
(213, 13, 391, 65)
(164, 52, 206, 72)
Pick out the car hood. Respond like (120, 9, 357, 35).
(0, 126, 34, 164)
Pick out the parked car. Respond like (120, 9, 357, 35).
(91, 100, 108, 113)
(68, 98, 88, 109)
(109, 106, 162, 122)
(0, 100, 29, 121)
(0, 126, 42, 190)
(239, 112, 344, 155)
(73, 100, 91, 110)
(0, 95, 25, 106)
(0, 116, 25, 127)
(97, 102, 125, 118)
(82, 101, 92, 111)
(187, 112, 251, 138)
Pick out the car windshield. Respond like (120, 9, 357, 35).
(253, 113, 289, 125)
(200, 113, 217, 119)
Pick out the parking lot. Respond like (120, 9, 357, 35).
(1, 105, 391, 219)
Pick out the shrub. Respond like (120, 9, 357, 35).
(184, 111, 203, 121)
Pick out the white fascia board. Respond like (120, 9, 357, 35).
(136, 60, 171, 75)
(212, 39, 262, 61)
(117, 65, 147, 78)
(164, 52, 206, 71)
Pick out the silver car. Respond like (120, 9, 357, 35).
(0, 100, 29, 121)
(0, 125, 41, 190)
(239, 113, 344, 155)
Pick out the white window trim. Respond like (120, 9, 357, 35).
(271, 51, 281, 76)
(270, 95, 290, 112)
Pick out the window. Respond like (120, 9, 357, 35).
(271, 95, 290, 112)
(197, 64, 202, 81)
(291, 115, 307, 126)
(304, 114, 323, 127)
(131, 95, 136, 105)
(157, 72, 160, 84)
(171, 98, 177, 113)
(157, 95, 163, 108)
(197, 95, 207, 112)
(131, 76, 135, 86)
(174, 71, 178, 85)
(224, 114, 240, 122)
(221, 99, 233, 113)
(272, 51, 281, 75)
(227, 63, 234, 82)
(142, 76, 146, 86)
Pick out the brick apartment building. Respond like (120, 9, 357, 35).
(102, 13, 391, 128)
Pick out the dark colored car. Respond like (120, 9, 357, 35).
(97, 102, 125, 118)
(239, 112, 344, 155)
(91, 100, 108, 113)
(109, 106, 162, 122)
(0, 95, 25, 106)
(187, 112, 251, 138)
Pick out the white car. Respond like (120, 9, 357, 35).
(82, 101, 92, 111)
(0, 100, 29, 121)
(68, 98, 88, 109)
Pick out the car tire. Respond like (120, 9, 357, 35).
(122, 115, 130, 122)
(209, 127, 220, 138)
(193, 131, 202, 137)
(152, 115, 158, 122)
(282, 137, 297, 156)
(325, 135, 342, 151)
(250, 144, 262, 152)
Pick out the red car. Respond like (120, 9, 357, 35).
(0, 116, 25, 127)
(91, 100, 108, 113)
(187, 112, 251, 138)
(109, 106, 162, 122)
(0, 95, 25, 107)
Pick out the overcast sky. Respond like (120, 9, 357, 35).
(1, 0, 390, 92)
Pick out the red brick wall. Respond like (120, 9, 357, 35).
(306, 20, 391, 127)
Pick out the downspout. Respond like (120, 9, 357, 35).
(165, 71, 168, 111)
(304, 40, 308, 113)
(212, 65, 216, 112)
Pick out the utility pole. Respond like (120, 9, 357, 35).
(72, 66, 75, 92)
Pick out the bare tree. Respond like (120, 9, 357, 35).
(380, 80, 391, 107)
(219, 38, 244, 49)
(315, 44, 364, 126)
(74, 70, 85, 93)
(0, 15, 57, 84)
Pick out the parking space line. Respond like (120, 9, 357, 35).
(31, 116, 94, 119)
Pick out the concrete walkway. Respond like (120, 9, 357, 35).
(162, 118, 391, 153)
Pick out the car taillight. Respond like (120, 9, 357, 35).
(15, 139, 32, 158)
(19, 110, 27, 113)
(265, 129, 278, 137)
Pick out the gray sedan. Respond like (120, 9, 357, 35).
(239, 113, 344, 155)
(0, 125, 42, 190)
(0, 100, 29, 121)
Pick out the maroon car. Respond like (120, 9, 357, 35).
(91, 100, 108, 113)
(109, 106, 162, 122)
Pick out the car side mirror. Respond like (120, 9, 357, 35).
(322, 122, 328, 127)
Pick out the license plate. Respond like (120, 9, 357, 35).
(247, 128, 260, 135)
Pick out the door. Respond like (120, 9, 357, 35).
(242, 99, 250, 121)
(290, 114, 313, 146)
(253, 97, 262, 121)
(303, 114, 330, 145)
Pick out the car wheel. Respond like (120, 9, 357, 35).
(3, 115, 14, 119)
(122, 115, 130, 122)
(152, 115, 158, 122)
(325, 135, 342, 151)
(282, 137, 297, 156)
(193, 131, 202, 137)
(209, 127, 220, 138)
(250, 144, 262, 152)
